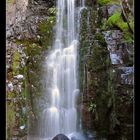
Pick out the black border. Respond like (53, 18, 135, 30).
(0, 0, 6, 139)
(134, 0, 140, 139)
(2, 0, 138, 140)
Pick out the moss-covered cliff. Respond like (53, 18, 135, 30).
(6, 0, 56, 139)
(79, 0, 134, 139)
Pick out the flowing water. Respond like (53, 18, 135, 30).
(39, 0, 82, 139)
(27, 0, 97, 139)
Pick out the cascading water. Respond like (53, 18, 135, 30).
(27, 0, 98, 139)
(39, 0, 83, 139)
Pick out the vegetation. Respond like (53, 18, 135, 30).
(107, 12, 128, 31)
(38, 16, 56, 49)
(6, 0, 16, 4)
(98, 0, 120, 6)
(88, 100, 96, 113)
(106, 10, 134, 43)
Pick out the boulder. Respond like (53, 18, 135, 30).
(52, 134, 70, 140)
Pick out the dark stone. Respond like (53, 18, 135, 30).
(52, 134, 70, 140)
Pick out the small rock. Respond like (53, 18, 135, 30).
(110, 53, 123, 64)
(8, 82, 14, 92)
(13, 79, 19, 84)
(14, 74, 24, 80)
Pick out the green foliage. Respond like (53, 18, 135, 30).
(98, 0, 111, 5)
(48, 7, 57, 15)
(13, 51, 20, 75)
(88, 101, 96, 113)
(107, 12, 129, 32)
(94, 33, 107, 46)
(38, 16, 56, 49)
(98, 0, 119, 6)
(107, 12, 134, 34)
(106, 10, 134, 44)
(39, 17, 55, 35)
(123, 32, 134, 43)
(129, 19, 134, 32)
(6, 103, 15, 139)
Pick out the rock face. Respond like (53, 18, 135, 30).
(6, 0, 55, 139)
(79, 1, 134, 140)
(52, 134, 70, 140)
(103, 30, 134, 65)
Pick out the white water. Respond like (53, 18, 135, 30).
(26, 0, 99, 139)
(25, 0, 94, 139)
(39, 0, 83, 139)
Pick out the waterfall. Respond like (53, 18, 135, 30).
(39, 0, 82, 139)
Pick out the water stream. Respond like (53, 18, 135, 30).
(40, 0, 83, 139)
(27, 0, 97, 139)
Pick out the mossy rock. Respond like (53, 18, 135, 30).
(48, 7, 57, 16)
(94, 33, 107, 46)
(123, 32, 134, 44)
(98, 0, 120, 6)
(107, 12, 134, 33)
(6, 102, 15, 139)
(38, 16, 56, 49)
(107, 12, 128, 31)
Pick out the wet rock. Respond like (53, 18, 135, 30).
(103, 30, 133, 65)
(110, 52, 123, 64)
(118, 67, 134, 85)
(52, 134, 70, 140)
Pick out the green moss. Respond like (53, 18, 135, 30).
(123, 32, 134, 43)
(90, 10, 97, 33)
(38, 16, 56, 49)
(129, 19, 134, 32)
(94, 33, 107, 46)
(39, 17, 56, 35)
(6, 103, 15, 139)
(107, 12, 129, 32)
(98, 0, 120, 6)
(88, 100, 96, 113)
(98, 0, 111, 5)
(6, 0, 16, 4)
(106, 11, 134, 43)
(12, 51, 20, 75)
(48, 7, 57, 16)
